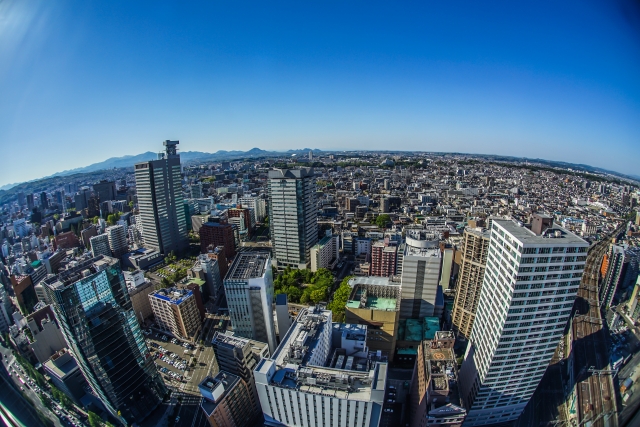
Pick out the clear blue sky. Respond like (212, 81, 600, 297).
(1, 1, 639, 186)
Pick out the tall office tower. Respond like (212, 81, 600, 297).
(93, 180, 117, 203)
(27, 193, 35, 210)
(371, 240, 398, 277)
(268, 168, 318, 269)
(200, 218, 237, 261)
(275, 294, 292, 338)
(86, 192, 100, 217)
(459, 217, 587, 426)
(224, 251, 277, 352)
(399, 230, 443, 319)
(452, 227, 490, 338)
(212, 332, 270, 417)
(17, 191, 26, 207)
(199, 372, 256, 427)
(90, 234, 112, 257)
(134, 140, 188, 255)
(149, 287, 201, 340)
(600, 244, 634, 308)
(254, 306, 388, 427)
(43, 256, 166, 424)
(40, 191, 49, 209)
(106, 225, 128, 258)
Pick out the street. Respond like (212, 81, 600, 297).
(0, 343, 65, 427)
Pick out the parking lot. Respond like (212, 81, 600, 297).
(144, 328, 218, 427)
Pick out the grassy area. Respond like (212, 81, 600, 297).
(157, 256, 197, 287)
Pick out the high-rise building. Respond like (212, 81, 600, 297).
(600, 244, 636, 308)
(211, 332, 270, 417)
(190, 183, 203, 199)
(459, 218, 588, 426)
(254, 306, 388, 427)
(93, 180, 117, 203)
(224, 251, 277, 352)
(268, 168, 318, 269)
(43, 256, 166, 424)
(199, 371, 257, 427)
(106, 224, 128, 258)
(370, 240, 398, 277)
(200, 218, 237, 261)
(40, 191, 49, 210)
(399, 230, 443, 319)
(275, 294, 292, 339)
(90, 234, 112, 258)
(26, 193, 35, 210)
(228, 207, 252, 240)
(134, 140, 188, 255)
(149, 287, 202, 340)
(452, 227, 490, 338)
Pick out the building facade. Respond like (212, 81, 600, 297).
(458, 218, 588, 426)
(134, 140, 188, 255)
(400, 230, 443, 319)
(149, 287, 201, 340)
(370, 240, 398, 277)
(254, 306, 387, 427)
(224, 252, 277, 352)
(451, 228, 490, 338)
(199, 372, 256, 427)
(106, 224, 128, 258)
(90, 234, 111, 258)
(268, 168, 318, 269)
(43, 256, 166, 424)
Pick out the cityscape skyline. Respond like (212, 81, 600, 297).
(1, 1, 639, 186)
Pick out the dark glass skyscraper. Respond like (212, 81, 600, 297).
(134, 140, 188, 255)
(43, 256, 165, 424)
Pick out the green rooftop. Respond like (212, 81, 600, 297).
(397, 317, 440, 342)
(347, 288, 398, 311)
(186, 278, 206, 286)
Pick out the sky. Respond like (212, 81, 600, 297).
(1, 0, 639, 186)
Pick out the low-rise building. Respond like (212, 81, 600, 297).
(199, 371, 256, 427)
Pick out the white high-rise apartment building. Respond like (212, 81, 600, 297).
(225, 251, 277, 352)
(90, 234, 112, 258)
(459, 216, 588, 426)
(268, 168, 318, 269)
(254, 306, 387, 427)
(106, 225, 128, 258)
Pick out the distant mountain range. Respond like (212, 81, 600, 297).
(29, 148, 325, 181)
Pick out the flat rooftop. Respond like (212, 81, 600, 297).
(347, 284, 400, 311)
(226, 251, 269, 280)
(150, 287, 193, 305)
(495, 219, 588, 246)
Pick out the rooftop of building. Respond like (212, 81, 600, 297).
(268, 168, 314, 179)
(226, 251, 269, 281)
(43, 349, 78, 379)
(346, 283, 400, 311)
(199, 371, 242, 416)
(495, 219, 588, 246)
(149, 287, 193, 305)
(398, 317, 441, 342)
(43, 256, 117, 290)
(212, 331, 269, 354)
(347, 276, 398, 287)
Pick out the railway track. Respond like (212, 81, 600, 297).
(572, 227, 624, 427)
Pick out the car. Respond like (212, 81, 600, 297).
(384, 408, 393, 413)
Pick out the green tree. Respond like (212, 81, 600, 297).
(375, 214, 391, 229)
(87, 411, 102, 427)
(310, 288, 327, 304)
(327, 276, 353, 322)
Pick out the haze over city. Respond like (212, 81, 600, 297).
(1, 0, 639, 186)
